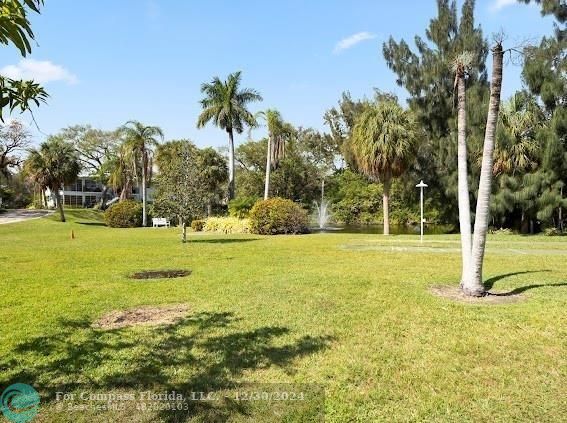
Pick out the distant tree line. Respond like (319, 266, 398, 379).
(1, 0, 564, 234)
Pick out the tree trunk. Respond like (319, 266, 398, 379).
(456, 69, 473, 287)
(559, 186, 563, 232)
(383, 177, 391, 235)
(55, 189, 66, 222)
(207, 203, 212, 217)
(465, 43, 504, 296)
(264, 134, 272, 200)
(227, 128, 235, 200)
(182, 220, 187, 243)
(142, 150, 147, 227)
(100, 185, 109, 209)
(120, 179, 130, 202)
(520, 209, 527, 234)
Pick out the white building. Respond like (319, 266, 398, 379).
(44, 176, 154, 209)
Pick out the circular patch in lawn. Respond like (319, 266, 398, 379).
(93, 304, 189, 329)
(429, 285, 524, 305)
(128, 269, 191, 279)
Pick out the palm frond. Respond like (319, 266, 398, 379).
(196, 71, 262, 134)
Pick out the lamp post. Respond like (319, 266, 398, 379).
(415, 180, 428, 242)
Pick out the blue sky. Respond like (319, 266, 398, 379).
(0, 0, 557, 148)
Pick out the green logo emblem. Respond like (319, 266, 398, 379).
(0, 384, 40, 423)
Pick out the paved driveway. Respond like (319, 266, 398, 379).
(0, 209, 52, 225)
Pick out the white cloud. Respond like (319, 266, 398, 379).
(0, 59, 78, 85)
(490, 0, 517, 12)
(334, 32, 377, 54)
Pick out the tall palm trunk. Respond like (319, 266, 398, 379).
(227, 128, 235, 200)
(464, 43, 504, 296)
(264, 134, 272, 200)
(100, 185, 109, 209)
(119, 183, 129, 201)
(42, 188, 47, 208)
(55, 187, 66, 222)
(456, 68, 473, 286)
(142, 149, 147, 226)
(383, 176, 391, 235)
(559, 186, 563, 232)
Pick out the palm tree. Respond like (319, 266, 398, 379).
(24, 136, 80, 222)
(351, 100, 418, 235)
(120, 121, 164, 226)
(452, 52, 474, 286)
(487, 94, 543, 231)
(464, 42, 504, 296)
(197, 71, 262, 200)
(107, 144, 134, 202)
(491, 93, 542, 177)
(254, 109, 294, 199)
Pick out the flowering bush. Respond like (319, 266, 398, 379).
(203, 217, 250, 234)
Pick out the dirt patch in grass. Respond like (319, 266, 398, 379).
(93, 304, 189, 329)
(430, 285, 524, 305)
(128, 269, 191, 279)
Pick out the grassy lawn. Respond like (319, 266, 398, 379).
(0, 210, 565, 422)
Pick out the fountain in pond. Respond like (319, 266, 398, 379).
(313, 200, 330, 229)
(313, 178, 332, 230)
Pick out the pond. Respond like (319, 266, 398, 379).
(310, 224, 453, 235)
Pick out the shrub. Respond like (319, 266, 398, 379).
(203, 217, 250, 234)
(543, 227, 564, 236)
(104, 200, 143, 228)
(191, 219, 205, 232)
(488, 227, 514, 235)
(228, 196, 259, 218)
(249, 197, 309, 235)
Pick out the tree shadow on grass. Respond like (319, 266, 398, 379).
(188, 238, 261, 244)
(0, 311, 332, 422)
(76, 222, 107, 226)
(483, 270, 551, 290)
(484, 270, 566, 296)
(491, 282, 567, 296)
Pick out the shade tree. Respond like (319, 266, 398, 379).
(153, 140, 208, 242)
(61, 125, 120, 208)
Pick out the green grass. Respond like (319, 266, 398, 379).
(0, 210, 565, 422)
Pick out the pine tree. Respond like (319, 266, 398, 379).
(519, 4, 567, 231)
(383, 0, 489, 225)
